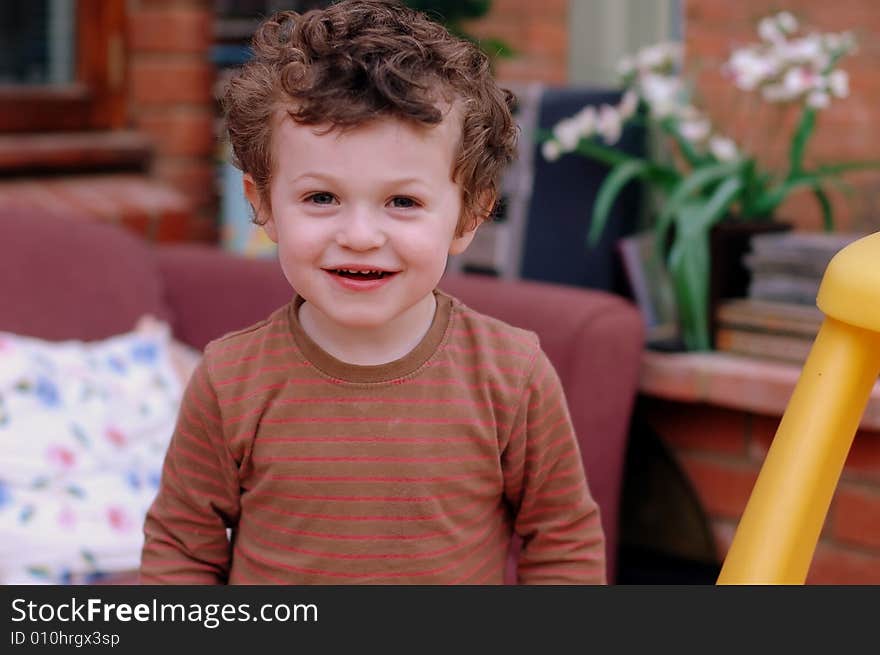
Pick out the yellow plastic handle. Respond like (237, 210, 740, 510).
(718, 232, 880, 584)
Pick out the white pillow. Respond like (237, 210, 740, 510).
(0, 317, 189, 584)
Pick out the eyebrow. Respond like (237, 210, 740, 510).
(291, 173, 431, 189)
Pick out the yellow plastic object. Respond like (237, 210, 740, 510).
(718, 231, 880, 584)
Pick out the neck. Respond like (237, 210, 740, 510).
(298, 293, 437, 366)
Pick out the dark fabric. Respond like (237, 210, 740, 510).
(439, 272, 644, 581)
(520, 86, 645, 294)
(155, 244, 291, 350)
(0, 209, 171, 341)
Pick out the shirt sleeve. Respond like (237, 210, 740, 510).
(502, 348, 606, 584)
(140, 356, 241, 584)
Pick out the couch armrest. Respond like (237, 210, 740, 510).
(155, 244, 291, 350)
(439, 273, 645, 582)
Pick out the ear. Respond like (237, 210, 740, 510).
(243, 173, 277, 243)
(448, 219, 479, 256)
(449, 191, 493, 256)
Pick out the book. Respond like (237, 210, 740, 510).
(617, 231, 681, 347)
(714, 327, 815, 364)
(716, 298, 824, 337)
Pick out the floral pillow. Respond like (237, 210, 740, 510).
(0, 318, 191, 584)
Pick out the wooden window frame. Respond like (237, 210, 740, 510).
(0, 0, 126, 132)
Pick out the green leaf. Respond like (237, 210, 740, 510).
(813, 160, 880, 176)
(661, 117, 709, 169)
(811, 184, 834, 232)
(788, 107, 816, 178)
(667, 204, 712, 351)
(666, 178, 744, 351)
(653, 160, 745, 261)
(588, 160, 651, 247)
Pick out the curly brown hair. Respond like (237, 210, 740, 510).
(223, 0, 518, 234)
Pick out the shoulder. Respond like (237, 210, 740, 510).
(446, 292, 539, 354)
(201, 302, 294, 369)
(441, 291, 543, 392)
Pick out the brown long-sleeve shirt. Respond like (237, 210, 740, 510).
(140, 290, 605, 584)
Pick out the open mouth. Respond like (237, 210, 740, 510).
(329, 269, 396, 281)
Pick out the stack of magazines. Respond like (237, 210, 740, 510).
(714, 231, 863, 364)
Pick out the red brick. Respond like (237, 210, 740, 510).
(128, 8, 212, 54)
(642, 399, 748, 457)
(830, 483, 880, 549)
(807, 540, 880, 584)
(677, 454, 760, 520)
(155, 159, 217, 212)
(523, 21, 567, 60)
(494, 57, 566, 85)
(137, 109, 216, 158)
(130, 58, 214, 106)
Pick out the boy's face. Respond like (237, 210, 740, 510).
(244, 110, 478, 334)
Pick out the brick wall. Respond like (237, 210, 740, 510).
(641, 397, 880, 584)
(463, 0, 569, 84)
(685, 0, 880, 234)
(127, 0, 218, 240)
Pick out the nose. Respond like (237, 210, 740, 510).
(335, 207, 387, 251)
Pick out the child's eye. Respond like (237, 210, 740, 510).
(389, 196, 419, 209)
(306, 192, 338, 205)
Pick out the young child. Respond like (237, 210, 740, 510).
(140, 0, 605, 585)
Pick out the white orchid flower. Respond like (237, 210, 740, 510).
(618, 90, 639, 120)
(597, 104, 623, 145)
(807, 90, 831, 109)
(782, 66, 815, 97)
(552, 117, 583, 151)
(541, 139, 562, 162)
(679, 118, 711, 144)
(761, 83, 794, 103)
(777, 11, 798, 34)
(828, 70, 849, 98)
(639, 73, 682, 118)
(782, 36, 824, 66)
(709, 136, 739, 162)
(572, 105, 598, 136)
(759, 17, 783, 44)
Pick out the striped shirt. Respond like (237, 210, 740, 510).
(140, 289, 605, 584)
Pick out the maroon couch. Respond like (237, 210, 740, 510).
(0, 209, 644, 583)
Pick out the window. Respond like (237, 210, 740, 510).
(0, 0, 126, 132)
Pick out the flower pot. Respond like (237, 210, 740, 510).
(708, 218, 792, 347)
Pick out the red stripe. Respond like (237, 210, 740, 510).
(257, 435, 479, 445)
(242, 511, 496, 560)
(174, 441, 222, 473)
(247, 494, 485, 523)
(387, 378, 521, 393)
(267, 471, 492, 483)
(208, 326, 290, 355)
(449, 522, 507, 583)
(232, 548, 290, 584)
(246, 485, 487, 503)
(163, 466, 234, 511)
(215, 346, 303, 368)
(214, 365, 304, 386)
(234, 502, 498, 542)
(256, 415, 496, 426)
(234, 533, 500, 580)
(221, 382, 288, 404)
(222, 396, 515, 423)
(452, 325, 536, 349)
(153, 498, 229, 533)
(252, 453, 494, 464)
(443, 343, 533, 360)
